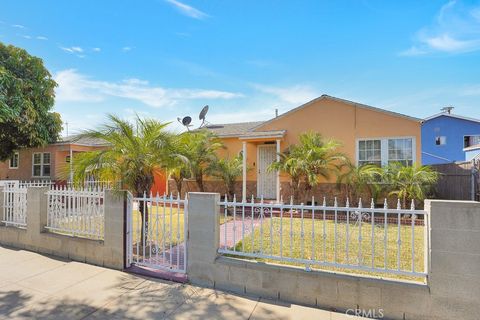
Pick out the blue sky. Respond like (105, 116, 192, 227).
(1, 0, 480, 134)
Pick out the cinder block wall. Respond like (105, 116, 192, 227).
(0, 187, 125, 270)
(187, 193, 480, 320)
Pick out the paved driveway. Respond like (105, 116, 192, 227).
(0, 245, 364, 319)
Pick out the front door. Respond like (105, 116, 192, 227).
(257, 145, 277, 199)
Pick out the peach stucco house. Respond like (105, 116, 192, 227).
(0, 136, 109, 183)
(200, 94, 422, 202)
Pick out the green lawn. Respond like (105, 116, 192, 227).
(229, 217, 426, 282)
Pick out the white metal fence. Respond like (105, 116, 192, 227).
(218, 195, 428, 278)
(2, 184, 28, 227)
(128, 193, 188, 273)
(46, 186, 105, 239)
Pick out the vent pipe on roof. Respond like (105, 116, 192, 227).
(441, 106, 454, 114)
(275, 108, 278, 117)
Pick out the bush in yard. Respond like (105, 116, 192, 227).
(206, 155, 244, 200)
(336, 161, 383, 204)
(0, 42, 62, 160)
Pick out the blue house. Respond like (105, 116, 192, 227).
(422, 111, 480, 165)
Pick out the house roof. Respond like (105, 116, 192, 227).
(423, 112, 480, 124)
(239, 130, 286, 140)
(55, 135, 109, 147)
(204, 121, 264, 138)
(253, 94, 422, 131)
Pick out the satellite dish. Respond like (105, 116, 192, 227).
(182, 116, 192, 126)
(199, 105, 210, 128)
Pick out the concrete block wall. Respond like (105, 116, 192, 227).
(0, 187, 125, 270)
(187, 193, 480, 320)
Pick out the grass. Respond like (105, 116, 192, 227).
(228, 216, 425, 282)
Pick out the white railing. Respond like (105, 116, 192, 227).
(218, 195, 428, 278)
(2, 184, 27, 227)
(19, 180, 53, 188)
(67, 180, 118, 190)
(46, 186, 105, 239)
(129, 193, 188, 273)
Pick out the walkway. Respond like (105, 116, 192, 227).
(0, 245, 366, 319)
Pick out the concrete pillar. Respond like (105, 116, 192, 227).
(103, 190, 126, 269)
(26, 187, 49, 236)
(242, 141, 247, 202)
(426, 200, 480, 320)
(187, 192, 220, 286)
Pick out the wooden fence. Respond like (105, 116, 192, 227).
(431, 160, 480, 201)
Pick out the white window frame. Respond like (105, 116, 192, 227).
(463, 135, 480, 148)
(9, 152, 19, 169)
(356, 136, 416, 167)
(32, 152, 51, 178)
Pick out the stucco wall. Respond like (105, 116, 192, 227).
(217, 97, 422, 185)
(187, 193, 479, 320)
(0, 187, 125, 270)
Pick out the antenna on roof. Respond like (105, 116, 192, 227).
(441, 106, 454, 114)
(177, 116, 192, 131)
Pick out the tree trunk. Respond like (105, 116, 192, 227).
(196, 170, 205, 192)
(137, 191, 149, 250)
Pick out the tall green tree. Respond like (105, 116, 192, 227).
(0, 42, 62, 160)
(268, 151, 303, 202)
(179, 130, 223, 192)
(71, 115, 174, 245)
(207, 155, 244, 199)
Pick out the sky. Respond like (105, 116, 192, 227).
(1, 0, 480, 135)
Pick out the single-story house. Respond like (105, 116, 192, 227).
(422, 110, 480, 164)
(0, 136, 109, 183)
(179, 94, 422, 202)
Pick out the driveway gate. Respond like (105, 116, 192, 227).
(126, 192, 187, 273)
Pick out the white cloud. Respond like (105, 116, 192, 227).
(92, 47, 101, 52)
(22, 35, 32, 39)
(36, 36, 48, 40)
(122, 46, 132, 52)
(54, 69, 243, 108)
(11, 24, 25, 29)
(252, 84, 319, 105)
(165, 0, 209, 20)
(401, 1, 480, 55)
(61, 46, 84, 53)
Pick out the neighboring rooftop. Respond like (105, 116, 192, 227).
(204, 121, 264, 137)
(56, 135, 109, 147)
(424, 112, 480, 124)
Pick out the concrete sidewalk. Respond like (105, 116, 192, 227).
(0, 245, 365, 320)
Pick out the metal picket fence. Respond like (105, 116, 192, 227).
(218, 195, 428, 278)
(46, 186, 105, 239)
(128, 192, 188, 273)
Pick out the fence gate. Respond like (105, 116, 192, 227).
(126, 192, 188, 273)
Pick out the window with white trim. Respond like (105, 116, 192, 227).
(358, 140, 381, 166)
(9, 152, 19, 169)
(32, 152, 51, 177)
(357, 138, 414, 167)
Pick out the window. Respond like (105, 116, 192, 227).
(388, 138, 413, 166)
(357, 137, 415, 167)
(65, 155, 71, 163)
(358, 140, 381, 166)
(32, 152, 51, 177)
(9, 152, 19, 169)
(435, 136, 446, 145)
(464, 135, 480, 148)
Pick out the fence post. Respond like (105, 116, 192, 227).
(0, 186, 3, 221)
(26, 187, 49, 236)
(187, 192, 220, 287)
(103, 190, 126, 269)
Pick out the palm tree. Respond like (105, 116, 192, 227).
(71, 114, 174, 245)
(384, 163, 438, 208)
(179, 130, 223, 192)
(207, 155, 244, 200)
(336, 161, 383, 204)
(268, 151, 303, 203)
(294, 132, 347, 203)
(269, 132, 346, 203)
